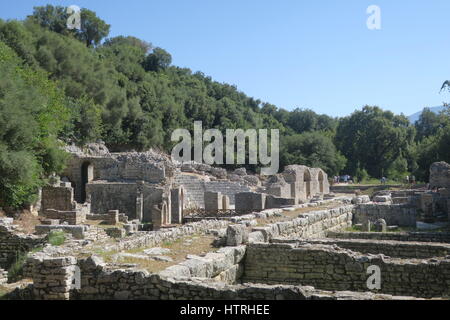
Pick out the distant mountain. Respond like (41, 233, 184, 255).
(408, 106, 446, 123)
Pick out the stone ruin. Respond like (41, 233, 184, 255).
(36, 143, 332, 230)
(2, 146, 450, 300)
(350, 161, 450, 228)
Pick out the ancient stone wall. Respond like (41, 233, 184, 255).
(273, 238, 450, 259)
(265, 195, 296, 209)
(235, 192, 266, 214)
(107, 219, 231, 252)
(242, 242, 450, 298)
(30, 256, 78, 300)
(173, 174, 251, 208)
(27, 253, 417, 300)
(62, 151, 168, 203)
(223, 205, 354, 246)
(86, 181, 169, 225)
(0, 219, 46, 269)
(44, 210, 85, 225)
(327, 231, 450, 243)
(86, 182, 138, 216)
(41, 183, 76, 213)
(35, 225, 108, 241)
(259, 205, 353, 241)
(353, 203, 417, 227)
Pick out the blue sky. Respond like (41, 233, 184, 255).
(2, 0, 450, 117)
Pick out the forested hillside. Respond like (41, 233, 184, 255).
(1, 4, 450, 208)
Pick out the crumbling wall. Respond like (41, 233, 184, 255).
(43, 210, 85, 225)
(86, 182, 138, 216)
(62, 150, 168, 203)
(173, 174, 251, 208)
(34, 225, 108, 241)
(107, 219, 231, 252)
(228, 205, 354, 246)
(242, 242, 450, 298)
(235, 192, 266, 214)
(41, 183, 76, 214)
(0, 219, 46, 269)
(30, 256, 78, 300)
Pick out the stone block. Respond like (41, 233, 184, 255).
(235, 192, 266, 214)
(204, 192, 222, 214)
(226, 224, 249, 246)
(265, 195, 296, 209)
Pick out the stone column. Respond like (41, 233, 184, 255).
(136, 193, 143, 222)
(32, 256, 78, 300)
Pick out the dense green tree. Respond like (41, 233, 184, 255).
(6, 4, 448, 209)
(335, 106, 415, 178)
(144, 47, 172, 72)
(414, 107, 445, 141)
(28, 5, 110, 47)
(78, 9, 110, 47)
(0, 41, 69, 208)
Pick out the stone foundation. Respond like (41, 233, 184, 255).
(328, 231, 450, 243)
(23, 252, 419, 300)
(273, 238, 450, 259)
(242, 242, 450, 298)
(353, 204, 417, 228)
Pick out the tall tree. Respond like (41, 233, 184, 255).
(335, 106, 415, 178)
(28, 5, 110, 47)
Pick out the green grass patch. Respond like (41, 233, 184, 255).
(7, 251, 28, 283)
(48, 231, 66, 246)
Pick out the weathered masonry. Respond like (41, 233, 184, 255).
(242, 242, 450, 298)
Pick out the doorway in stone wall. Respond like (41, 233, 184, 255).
(81, 162, 94, 203)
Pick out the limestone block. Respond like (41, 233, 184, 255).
(180, 258, 213, 278)
(235, 192, 266, 214)
(373, 195, 392, 203)
(352, 195, 370, 204)
(159, 265, 191, 278)
(226, 224, 249, 246)
(248, 231, 265, 243)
